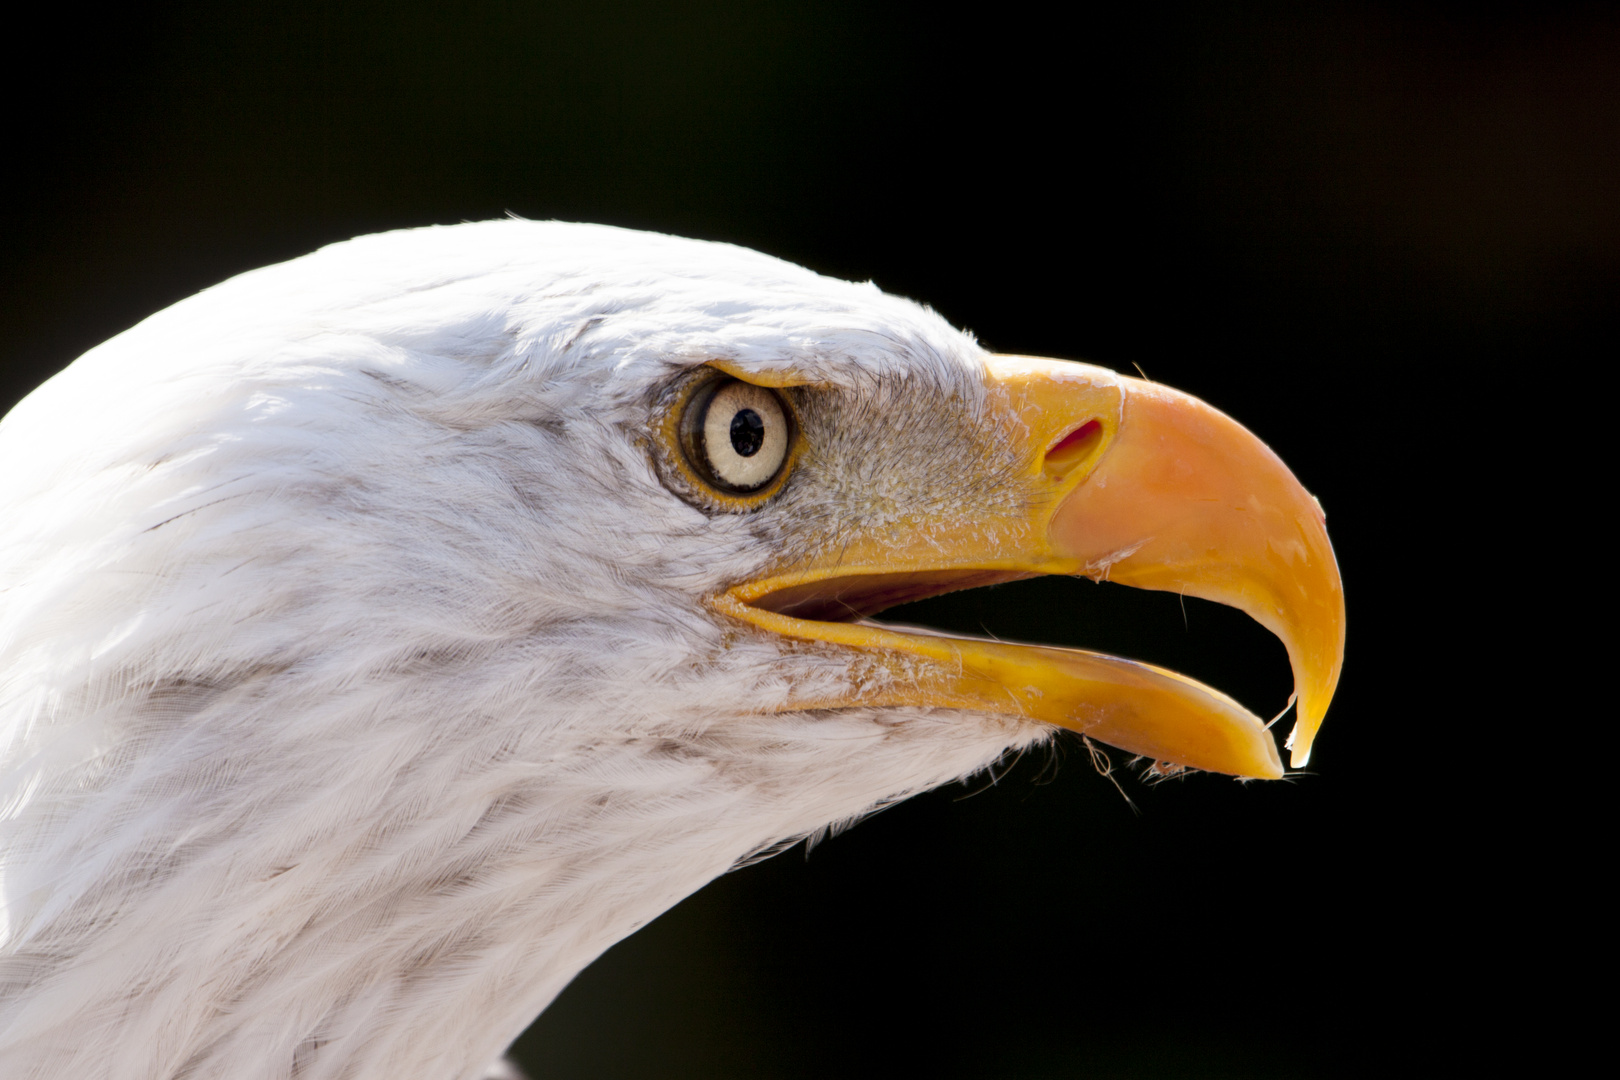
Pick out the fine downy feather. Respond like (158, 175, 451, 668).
(0, 221, 1050, 1079)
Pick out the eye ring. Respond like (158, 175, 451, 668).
(652, 367, 801, 513)
(679, 376, 794, 495)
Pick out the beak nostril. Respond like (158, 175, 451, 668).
(1042, 419, 1103, 480)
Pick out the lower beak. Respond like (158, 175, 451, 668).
(715, 356, 1345, 778)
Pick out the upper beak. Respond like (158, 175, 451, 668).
(714, 356, 1345, 778)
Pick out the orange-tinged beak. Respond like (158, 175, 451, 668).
(1045, 372, 1344, 767)
(712, 355, 1344, 778)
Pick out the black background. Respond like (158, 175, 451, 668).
(4, 3, 1608, 1077)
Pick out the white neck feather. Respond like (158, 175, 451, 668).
(1, 650, 1029, 1078)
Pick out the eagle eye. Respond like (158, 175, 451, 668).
(681, 377, 793, 495)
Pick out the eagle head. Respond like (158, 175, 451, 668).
(0, 221, 1342, 1079)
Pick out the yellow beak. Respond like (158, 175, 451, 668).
(713, 356, 1345, 779)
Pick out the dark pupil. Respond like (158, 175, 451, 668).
(729, 408, 765, 457)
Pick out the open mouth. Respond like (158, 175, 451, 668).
(748, 570, 1038, 624)
(716, 565, 1296, 781)
(753, 573, 1289, 704)
(708, 356, 1344, 782)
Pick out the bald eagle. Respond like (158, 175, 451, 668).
(0, 221, 1342, 1079)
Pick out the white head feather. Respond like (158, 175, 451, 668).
(0, 221, 1047, 1079)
